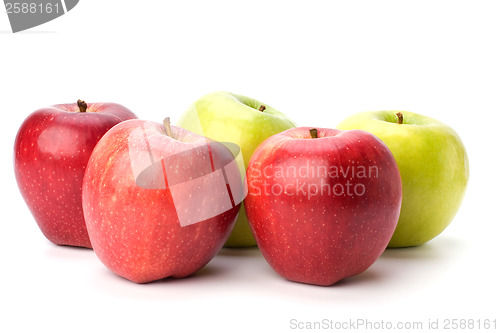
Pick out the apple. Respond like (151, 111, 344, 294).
(82, 118, 243, 283)
(337, 111, 469, 247)
(14, 100, 137, 248)
(244, 127, 402, 286)
(177, 91, 296, 247)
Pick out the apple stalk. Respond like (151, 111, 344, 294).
(396, 112, 403, 124)
(77, 99, 87, 113)
(163, 117, 176, 139)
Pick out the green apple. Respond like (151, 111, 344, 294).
(177, 92, 296, 247)
(337, 110, 469, 247)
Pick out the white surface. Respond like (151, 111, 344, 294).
(1, 1, 498, 332)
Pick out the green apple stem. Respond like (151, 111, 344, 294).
(396, 112, 403, 124)
(310, 128, 318, 138)
(163, 117, 175, 139)
(77, 99, 87, 113)
(258, 105, 266, 112)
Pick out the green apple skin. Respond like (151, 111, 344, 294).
(177, 92, 296, 247)
(337, 110, 469, 247)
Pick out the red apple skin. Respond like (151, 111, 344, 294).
(245, 127, 402, 286)
(82, 120, 240, 283)
(14, 102, 137, 248)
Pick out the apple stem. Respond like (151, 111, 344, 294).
(258, 105, 266, 112)
(310, 128, 318, 138)
(163, 117, 175, 139)
(77, 99, 87, 113)
(396, 112, 403, 124)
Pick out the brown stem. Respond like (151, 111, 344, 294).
(396, 112, 403, 124)
(77, 99, 87, 113)
(258, 105, 266, 112)
(163, 117, 175, 139)
(310, 128, 318, 138)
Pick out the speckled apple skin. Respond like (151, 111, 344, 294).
(177, 91, 296, 247)
(14, 103, 137, 248)
(245, 127, 402, 286)
(82, 120, 239, 283)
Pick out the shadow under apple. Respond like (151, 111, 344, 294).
(380, 236, 465, 261)
(43, 241, 94, 261)
(216, 247, 262, 258)
(363, 236, 467, 288)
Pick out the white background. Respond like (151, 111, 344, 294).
(1, 1, 499, 332)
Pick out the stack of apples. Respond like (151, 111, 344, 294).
(14, 92, 469, 286)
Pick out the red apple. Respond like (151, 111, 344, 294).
(245, 127, 402, 286)
(14, 100, 137, 248)
(82, 119, 242, 283)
